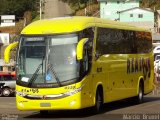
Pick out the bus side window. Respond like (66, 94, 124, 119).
(96, 27, 111, 55)
(130, 31, 137, 53)
(85, 28, 94, 71)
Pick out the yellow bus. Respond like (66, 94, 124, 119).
(15, 16, 154, 114)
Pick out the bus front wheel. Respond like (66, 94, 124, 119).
(93, 89, 103, 114)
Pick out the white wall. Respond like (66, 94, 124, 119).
(0, 33, 10, 45)
(0, 15, 15, 27)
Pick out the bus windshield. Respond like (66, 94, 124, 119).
(17, 34, 80, 88)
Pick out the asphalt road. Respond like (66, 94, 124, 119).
(0, 93, 160, 120)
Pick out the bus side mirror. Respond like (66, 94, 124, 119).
(95, 52, 100, 60)
(76, 38, 89, 60)
(4, 42, 18, 64)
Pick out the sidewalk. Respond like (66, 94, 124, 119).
(151, 75, 160, 96)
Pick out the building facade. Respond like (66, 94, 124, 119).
(119, 7, 154, 30)
(0, 59, 15, 72)
(98, 0, 154, 30)
(156, 10, 160, 33)
(98, 0, 140, 21)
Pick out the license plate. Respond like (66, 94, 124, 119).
(40, 103, 51, 107)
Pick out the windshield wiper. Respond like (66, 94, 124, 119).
(28, 56, 45, 87)
(28, 63, 42, 87)
(47, 64, 61, 87)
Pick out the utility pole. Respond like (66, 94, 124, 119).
(40, 0, 42, 19)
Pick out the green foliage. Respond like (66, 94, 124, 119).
(59, 0, 97, 12)
(60, 0, 160, 12)
(140, 0, 160, 10)
(0, 0, 39, 20)
(32, 15, 40, 22)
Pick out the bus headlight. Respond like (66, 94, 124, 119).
(18, 102, 24, 107)
(69, 100, 76, 105)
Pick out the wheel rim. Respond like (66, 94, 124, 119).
(138, 84, 143, 102)
(139, 88, 142, 100)
(3, 89, 10, 96)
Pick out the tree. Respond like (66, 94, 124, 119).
(59, 0, 97, 13)
(0, 0, 39, 20)
(140, 0, 160, 10)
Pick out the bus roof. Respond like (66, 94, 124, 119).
(21, 16, 150, 35)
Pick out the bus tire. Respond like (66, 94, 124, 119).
(0, 89, 2, 97)
(93, 88, 103, 114)
(135, 81, 144, 104)
(2, 87, 11, 97)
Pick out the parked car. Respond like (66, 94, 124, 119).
(153, 46, 160, 60)
(154, 55, 160, 67)
(0, 72, 16, 97)
(0, 83, 5, 97)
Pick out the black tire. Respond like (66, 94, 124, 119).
(0, 89, 2, 97)
(2, 88, 11, 97)
(135, 82, 144, 104)
(40, 110, 48, 116)
(93, 89, 103, 114)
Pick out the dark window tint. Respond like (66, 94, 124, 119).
(136, 32, 152, 53)
(3, 76, 14, 80)
(138, 14, 143, 18)
(157, 48, 160, 50)
(96, 27, 152, 55)
(26, 46, 45, 58)
(96, 28, 135, 54)
(0, 75, 14, 81)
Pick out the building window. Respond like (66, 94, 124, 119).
(0, 66, 2, 71)
(117, 1, 120, 4)
(130, 14, 133, 17)
(138, 14, 143, 18)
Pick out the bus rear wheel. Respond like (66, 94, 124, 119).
(134, 82, 144, 104)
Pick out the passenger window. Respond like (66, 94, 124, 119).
(96, 27, 152, 54)
(97, 28, 125, 54)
